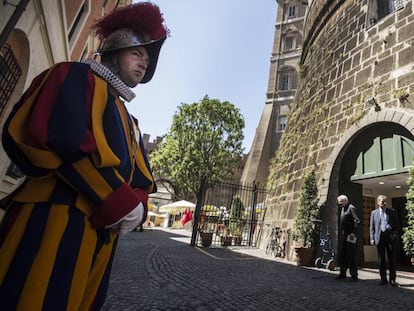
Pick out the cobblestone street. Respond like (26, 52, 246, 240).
(103, 228, 414, 311)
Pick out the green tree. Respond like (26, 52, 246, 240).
(150, 95, 245, 200)
(292, 169, 320, 247)
(403, 165, 414, 258)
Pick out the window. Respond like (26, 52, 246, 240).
(283, 36, 295, 51)
(0, 44, 21, 117)
(80, 44, 88, 61)
(287, 5, 297, 19)
(378, 0, 404, 19)
(368, 0, 404, 25)
(279, 67, 298, 91)
(278, 116, 287, 131)
(68, 1, 90, 44)
(280, 73, 290, 91)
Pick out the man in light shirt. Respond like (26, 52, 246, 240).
(370, 195, 400, 286)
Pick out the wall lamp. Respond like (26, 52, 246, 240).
(368, 98, 381, 112)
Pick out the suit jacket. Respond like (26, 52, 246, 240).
(369, 207, 399, 245)
(340, 203, 360, 235)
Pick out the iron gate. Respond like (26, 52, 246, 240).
(190, 177, 268, 248)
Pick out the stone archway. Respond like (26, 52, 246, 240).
(320, 109, 414, 204)
(318, 109, 414, 265)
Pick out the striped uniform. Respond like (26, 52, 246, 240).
(0, 62, 156, 310)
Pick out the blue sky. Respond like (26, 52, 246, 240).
(129, 1, 277, 150)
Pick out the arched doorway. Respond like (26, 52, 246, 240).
(339, 122, 414, 266)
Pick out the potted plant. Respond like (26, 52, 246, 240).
(200, 231, 213, 247)
(292, 169, 320, 266)
(198, 220, 213, 247)
(229, 195, 245, 246)
(221, 227, 233, 246)
(403, 165, 414, 264)
(199, 229, 213, 247)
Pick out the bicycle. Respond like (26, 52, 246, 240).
(265, 226, 283, 257)
(314, 224, 336, 270)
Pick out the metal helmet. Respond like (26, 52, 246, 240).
(98, 28, 165, 83)
(93, 2, 169, 83)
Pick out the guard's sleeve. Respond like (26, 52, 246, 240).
(4, 62, 148, 228)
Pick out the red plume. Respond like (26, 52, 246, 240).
(93, 2, 169, 41)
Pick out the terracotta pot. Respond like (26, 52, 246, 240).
(294, 247, 315, 267)
(221, 236, 232, 246)
(200, 232, 213, 247)
(233, 236, 242, 246)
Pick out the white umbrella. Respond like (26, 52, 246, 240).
(158, 200, 196, 213)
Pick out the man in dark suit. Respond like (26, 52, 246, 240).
(336, 195, 360, 281)
(370, 195, 400, 286)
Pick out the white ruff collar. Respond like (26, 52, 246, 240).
(82, 59, 136, 102)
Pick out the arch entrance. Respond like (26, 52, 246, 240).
(338, 122, 414, 266)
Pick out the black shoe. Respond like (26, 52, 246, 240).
(335, 275, 346, 280)
(389, 280, 398, 287)
(350, 277, 358, 282)
(378, 280, 387, 285)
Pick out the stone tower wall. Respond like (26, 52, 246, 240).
(263, 0, 414, 249)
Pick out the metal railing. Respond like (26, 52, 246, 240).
(191, 177, 268, 248)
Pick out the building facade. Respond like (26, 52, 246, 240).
(0, 0, 131, 199)
(241, 0, 306, 188)
(260, 0, 414, 266)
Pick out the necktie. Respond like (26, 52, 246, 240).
(380, 209, 387, 232)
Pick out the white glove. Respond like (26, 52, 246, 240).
(106, 202, 145, 235)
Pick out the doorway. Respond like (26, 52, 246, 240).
(338, 122, 414, 268)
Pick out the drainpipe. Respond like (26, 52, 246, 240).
(0, 0, 30, 49)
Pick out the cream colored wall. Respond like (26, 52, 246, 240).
(1, 1, 67, 89)
(0, 1, 68, 199)
(18, 1, 67, 85)
(0, 0, 132, 205)
(37, 0, 69, 64)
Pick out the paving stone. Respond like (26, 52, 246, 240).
(102, 228, 414, 311)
